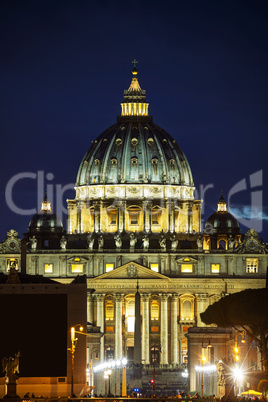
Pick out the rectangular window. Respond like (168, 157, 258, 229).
(181, 264, 193, 273)
(150, 263, 159, 272)
(246, 258, 258, 273)
(211, 263, 220, 273)
(110, 212, 117, 225)
(151, 326, 159, 332)
(105, 263, 114, 272)
(129, 211, 139, 225)
(44, 263, 53, 273)
(71, 264, 83, 273)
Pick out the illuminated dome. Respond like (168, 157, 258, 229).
(68, 65, 202, 235)
(205, 194, 240, 235)
(28, 194, 63, 232)
(76, 67, 193, 187)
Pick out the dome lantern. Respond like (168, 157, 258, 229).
(120, 61, 149, 118)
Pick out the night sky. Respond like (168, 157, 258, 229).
(1, 0, 268, 241)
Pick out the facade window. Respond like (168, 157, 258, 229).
(7, 258, 18, 271)
(150, 347, 160, 364)
(126, 300, 135, 332)
(151, 300, 159, 320)
(71, 264, 83, 273)
(181, 264, 193, 273)
(107, 208, 117, 225)
(106, 348, 114, 361)
(211, 263, 220, 273)
(44, 263, 53, 273)
(128, 207, 141, 226)
(150, 263, 159, 272)
(105, 263, 114, 272)
(246, 258, 258, 273)
(105, 301, 114, 321)
(151, 207, 162, 226)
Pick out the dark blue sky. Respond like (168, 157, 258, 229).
(1, 0, 267, 240)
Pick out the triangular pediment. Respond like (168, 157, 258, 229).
(94, 262, 170, 280)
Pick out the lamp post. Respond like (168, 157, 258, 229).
(68, 324, 83, 397)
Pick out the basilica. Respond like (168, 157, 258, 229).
(0, 66, 267, 398)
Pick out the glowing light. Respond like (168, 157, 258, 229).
(232, 367, 244, 383)
(93, 358, 128, 372)
(195, 364, 217, 372)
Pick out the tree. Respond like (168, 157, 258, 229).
(200, 288, 268, 371)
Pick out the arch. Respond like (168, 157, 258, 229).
(126, 205, 142, 231)
(218, 239, 226, 250)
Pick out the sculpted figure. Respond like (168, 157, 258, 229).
(29, 236, 37, 250)
(98, 235, 104, 251)
(228, 235, 234, 250)
(197, 235, 203, 250)
(170, 235, 178, 251)
(2, 352, 21, 379)
(130, 233, 137, 250)
(87, 234, 94, 251)
(159, 235, 166, 251)
(114, 234, 122, 250)
(60, 236, 67, 250)
(142, 235, 149, 251)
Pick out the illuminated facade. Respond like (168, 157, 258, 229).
(0, 67, 267, 397)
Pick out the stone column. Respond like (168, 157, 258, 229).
(96, 294, 105, 361)
(160, 293, 169, 365)
(93, 201, 100, 232)
(143, 201, 152, 233)
(195, 293, 209, 326)
(170, 202, 175, 233)
(87, 293, 94, 325)
(141, 294, 150, 364)
(187, 203, 193, 233)
(171, 294, 179, 365)
(115, 294, 123, 360)
(77, 201, 83, 233)
(117, 200, 125, 233)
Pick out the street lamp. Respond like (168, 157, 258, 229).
(68, 324, 83, 397)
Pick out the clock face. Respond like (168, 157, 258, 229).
(7, 240, 17, 251)
(246, 239, 258, 251)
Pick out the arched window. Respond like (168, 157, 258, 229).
(128, 206, 141, 226)
(218, 240, 226, 250)
(151, 206, 162, 227)
(151, 300, 159, 321)
(105, 301, 114, 321)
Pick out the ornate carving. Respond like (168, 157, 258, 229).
(0, 229, 21, 253)
(127, 264, 137, 278)
(234, 229, 267, 254)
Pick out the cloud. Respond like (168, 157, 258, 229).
(228, 205, 268, 221)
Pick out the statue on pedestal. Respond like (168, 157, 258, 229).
(29, 236, 37, 250)
(60, 236, 67, 250)
(170, 235, 178, 251)
(2, 351, 21, 398)
(159, 235, 166, 251)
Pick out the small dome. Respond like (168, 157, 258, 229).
(205, 194, 240, 235)
(28, 195, 63, 232)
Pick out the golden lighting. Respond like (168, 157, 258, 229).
(181, 264, 193, 273)
(150, 263, 159, 272)
(105, 263, 114, 272)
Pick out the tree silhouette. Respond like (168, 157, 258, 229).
(200, 288, 268, 371)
